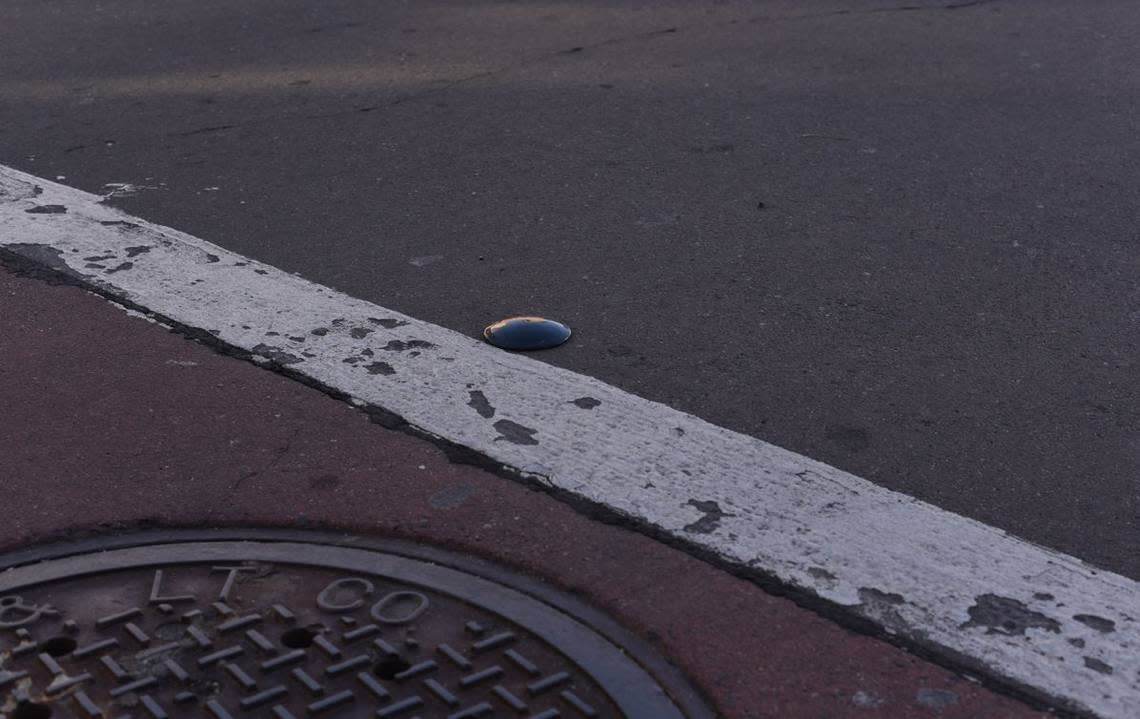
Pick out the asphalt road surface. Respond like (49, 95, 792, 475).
(1, 0, 1137, 578)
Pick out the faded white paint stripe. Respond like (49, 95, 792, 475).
(1, 165, 1136, 717)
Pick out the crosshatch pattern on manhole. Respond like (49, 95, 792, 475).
(0, 541, 689, 719)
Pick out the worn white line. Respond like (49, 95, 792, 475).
(1, 165, 1136, 717)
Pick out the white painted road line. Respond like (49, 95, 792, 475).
(2, 164, 1137, 717)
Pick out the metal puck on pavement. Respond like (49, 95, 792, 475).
(0, 531, 710, 719)
(483, 317, 571, 351)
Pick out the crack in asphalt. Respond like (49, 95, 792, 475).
(232, 426, 302, 491)
(753, 0, 1006, 24)
(172, 124, 240, 138)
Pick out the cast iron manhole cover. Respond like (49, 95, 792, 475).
(0, 533, 706, 719)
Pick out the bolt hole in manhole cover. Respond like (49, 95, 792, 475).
(0, 531, 711, 719)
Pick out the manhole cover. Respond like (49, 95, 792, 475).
(0, 533, 706, 719)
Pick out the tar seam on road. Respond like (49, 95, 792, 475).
(1, 164, 1136, 718)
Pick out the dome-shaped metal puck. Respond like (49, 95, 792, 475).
(483, 316, 571, 350)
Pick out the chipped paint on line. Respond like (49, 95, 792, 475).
(1, 165, 1138, 718)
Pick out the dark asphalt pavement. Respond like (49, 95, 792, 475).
(1, 0, 1137, 577)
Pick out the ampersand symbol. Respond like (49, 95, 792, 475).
(0, 595, 60, 629)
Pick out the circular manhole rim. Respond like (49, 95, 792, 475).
(0, 528, 715, 719)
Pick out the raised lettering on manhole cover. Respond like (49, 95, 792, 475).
(0, 539, 697, 718)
